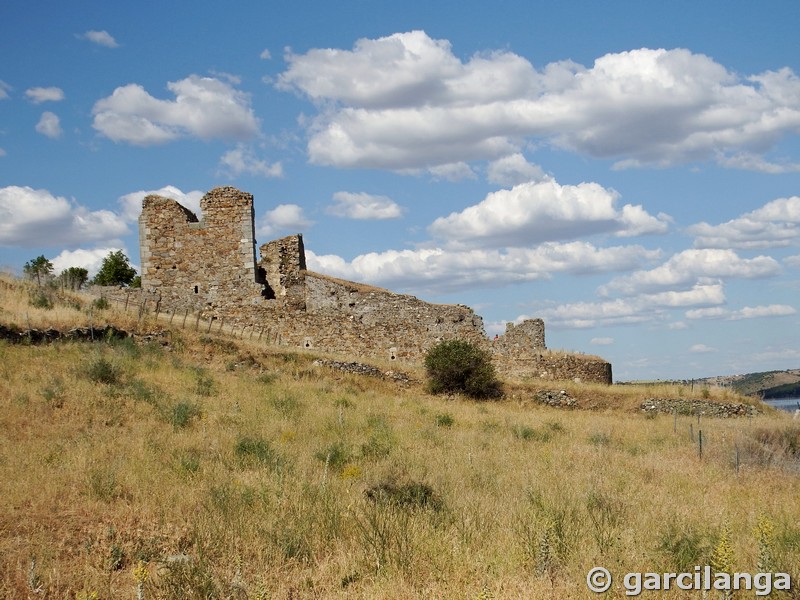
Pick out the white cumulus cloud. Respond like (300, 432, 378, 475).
(689, 196, 800, 249)
(117, 185, 204, 222)
(429, 179, 669, 249)
(51, 247, 128, 278)
(25, 87, 65, 104)
(327, 192, 403, 220)
(689, 344, 715, 354)
(218, 145, 283, 178)
(92, 75, 260, 145)
(35, 111, 63, 139)
(600, 248, 781, 296)
(0, 186, 128, 248)
(79, 30, 119, 48)
(536, 282, 725, 329)
(487, 154, 546, 186)
(307, 241, 659, 295)
(686, 304, 796, 320)
(258, 204, 313, 237)
(277, 32, 800, 172)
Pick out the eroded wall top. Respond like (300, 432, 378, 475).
(139, 186, 263, 314)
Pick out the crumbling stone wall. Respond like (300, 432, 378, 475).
(136, 186, 613, 384)
(259, 234, 306, 304)
(138, 187, 264, 315)
(492, 319, 546, 356)
(493, 350, 612, 384)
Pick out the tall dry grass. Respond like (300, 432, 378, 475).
(1, 276, 799, 598)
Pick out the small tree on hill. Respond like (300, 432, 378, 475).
(60, 266, 89, 290)
(92, 250, 137, 286)
(23, 255, 54, 286)
(424, 339, 502, 399)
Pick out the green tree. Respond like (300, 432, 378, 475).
(60, 266, 89, 290)
(92, 250, 137, 286)
(23, 255, 54, 285)
(424, 339, 502, 399)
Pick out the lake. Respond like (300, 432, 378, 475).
(764, 397, 800, 412)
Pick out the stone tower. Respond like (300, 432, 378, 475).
(138, 186, 264, 315)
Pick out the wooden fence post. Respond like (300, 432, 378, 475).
(698, 430, 703, 460)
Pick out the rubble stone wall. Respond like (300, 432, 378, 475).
(138, 187, 264, 315)
(133, 186, 613, 384)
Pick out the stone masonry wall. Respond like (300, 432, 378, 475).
(259, 234, 307, 305)
(292, 272, 487, 361)
(135, 187, 613, 384)
(138, 187, 264, 316)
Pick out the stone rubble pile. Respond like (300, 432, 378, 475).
(534, 389, 578, 408)
(312, 359, 413, 384)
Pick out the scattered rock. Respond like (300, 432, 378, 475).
(534, 389, 578, 408)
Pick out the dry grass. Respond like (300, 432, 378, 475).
(1, 276, 799, 599)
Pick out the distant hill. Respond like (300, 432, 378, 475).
(698, 369, 800, 399)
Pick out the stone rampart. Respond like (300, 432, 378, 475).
(134, 186, 612, 384)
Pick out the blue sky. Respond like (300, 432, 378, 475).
(1, 0, 799, 380)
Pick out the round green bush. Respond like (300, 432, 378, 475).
(424, 339, 501, 399)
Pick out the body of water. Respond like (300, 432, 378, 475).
(764, 397, 800, 412)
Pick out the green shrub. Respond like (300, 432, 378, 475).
(270, 393, 303, 418)
(235, 436, 280, 469)
(315, 441, 352, 471)
(29, 291, 53, 309)
(424, 339, 501, 399)
(435, 412, 455, 427)
(92, 296, 110, 310)
(658, 522, 709, 570)
(364, 479, 442, 511)
(512, 424, 552, 442)
(85, 357, 122, 385)
(169, 401, 201, 429)
(360, 415, 395, 459)
(192, 368, 215, 397)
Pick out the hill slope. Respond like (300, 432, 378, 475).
(699, 369, 800, 399)
(2, 276, 800, 597)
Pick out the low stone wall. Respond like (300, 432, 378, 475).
(640, 397, 760, 417)
(0, 324, 129, 344)
(493, 351, 612, 385)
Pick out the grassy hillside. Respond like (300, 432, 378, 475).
(699, 370, 800, 399)
(3, 277, 800, 598)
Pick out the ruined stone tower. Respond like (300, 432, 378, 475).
(138, 186, 264, 314)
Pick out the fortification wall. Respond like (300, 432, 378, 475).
(295, 272, 486, 361)
(132, 186, 613, 384)
(493, 350, 612, 384)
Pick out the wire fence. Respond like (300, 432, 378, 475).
(96, 291, 285, 346)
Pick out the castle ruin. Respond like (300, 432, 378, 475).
(137, 187, 612, 384)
